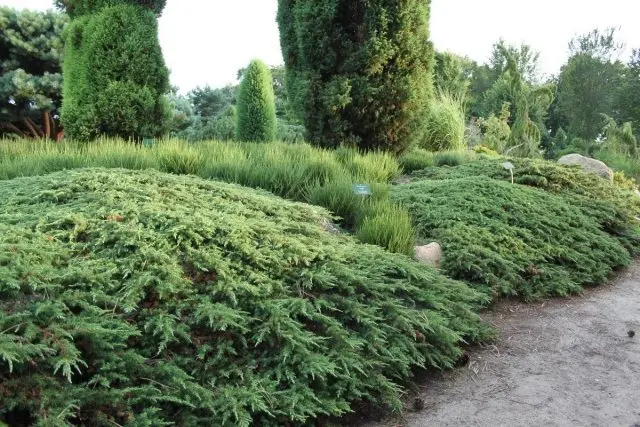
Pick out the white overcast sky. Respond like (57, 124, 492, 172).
(3, 0, 639, 92)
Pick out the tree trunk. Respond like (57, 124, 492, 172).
(22, 117, 43, 138)
(1, 123, 27, 138)
(43, 111, 52, 138)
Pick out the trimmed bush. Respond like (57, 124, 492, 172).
(236, 59, 277, 142)
(277, 0, 434, 153)
(0, 168, 489, 425)
(393, 176, 636, 300)
(60, 1, 169, 140)
(420, 94, 466, 152)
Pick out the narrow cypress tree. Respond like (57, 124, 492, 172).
(277, 0, 435, 153)
(57, 0, 169, 141)
(236, 59, 277, 142)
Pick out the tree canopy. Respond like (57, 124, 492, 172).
(555, 28, 626, 140)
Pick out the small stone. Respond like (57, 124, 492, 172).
(414, 242, 442, 268)
(628, 330, 636, 338)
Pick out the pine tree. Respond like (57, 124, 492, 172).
(236, 59, 276, 142)
(0, 7, 67, 138)
(277, 0, 435, 153)
(57, 0, 169, 141)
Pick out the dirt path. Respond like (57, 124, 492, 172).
(365, 262, 640, 427)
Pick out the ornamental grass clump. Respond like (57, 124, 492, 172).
(0, 168, 489, 426)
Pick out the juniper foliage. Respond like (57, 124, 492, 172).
(0, 168, 489, 425)
(395, 160, 640, 300)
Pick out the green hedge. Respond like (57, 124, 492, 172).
(60, 1, 169, 140)
(0, 169, 489, 425)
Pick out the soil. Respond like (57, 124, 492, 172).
(362, 261, 640, 427)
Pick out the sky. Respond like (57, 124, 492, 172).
(3, 0, 640, 93)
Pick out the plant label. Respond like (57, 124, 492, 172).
(353, 184, 372, 196)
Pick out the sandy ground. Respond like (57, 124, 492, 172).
(363, 261, 640, 427)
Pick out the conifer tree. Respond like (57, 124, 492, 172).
(236, 59, 276, 142)
(277, 0, 435, 153)
(0, 7, 66, 138)
(57, 0, 169, 140)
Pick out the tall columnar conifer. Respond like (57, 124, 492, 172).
(57, 0, 169, 140)
(236, 59, 277, 142)
(277, 0, 435, 153)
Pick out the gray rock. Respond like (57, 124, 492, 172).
(414, 242, 442, 268)
(558, 154, 614, 181)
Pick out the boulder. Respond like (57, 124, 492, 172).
(414, 242, 442, 269)
(558, 154, 614, 181)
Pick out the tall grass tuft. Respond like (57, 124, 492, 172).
(306, 177, 364, 227)
(156, 139, 206, 175)
(398, 148, 436, 173)
(420, 93, 466, 152)
(356, 199, 415, 256)
(434, 150, 476, 167)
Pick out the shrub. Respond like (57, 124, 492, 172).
(0, 168, 489, 425)
(60, 1, 169, 140)
(473, 144, 500, 157)
(420, 94, 466, 152)
(478, 102, 512, 153)
(277, 0, 434, 153)
(393, 176, 636, 300)
(613, 171, 639, 191)
(236, 59, 277, 142)
(410, 157, 640, 258)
